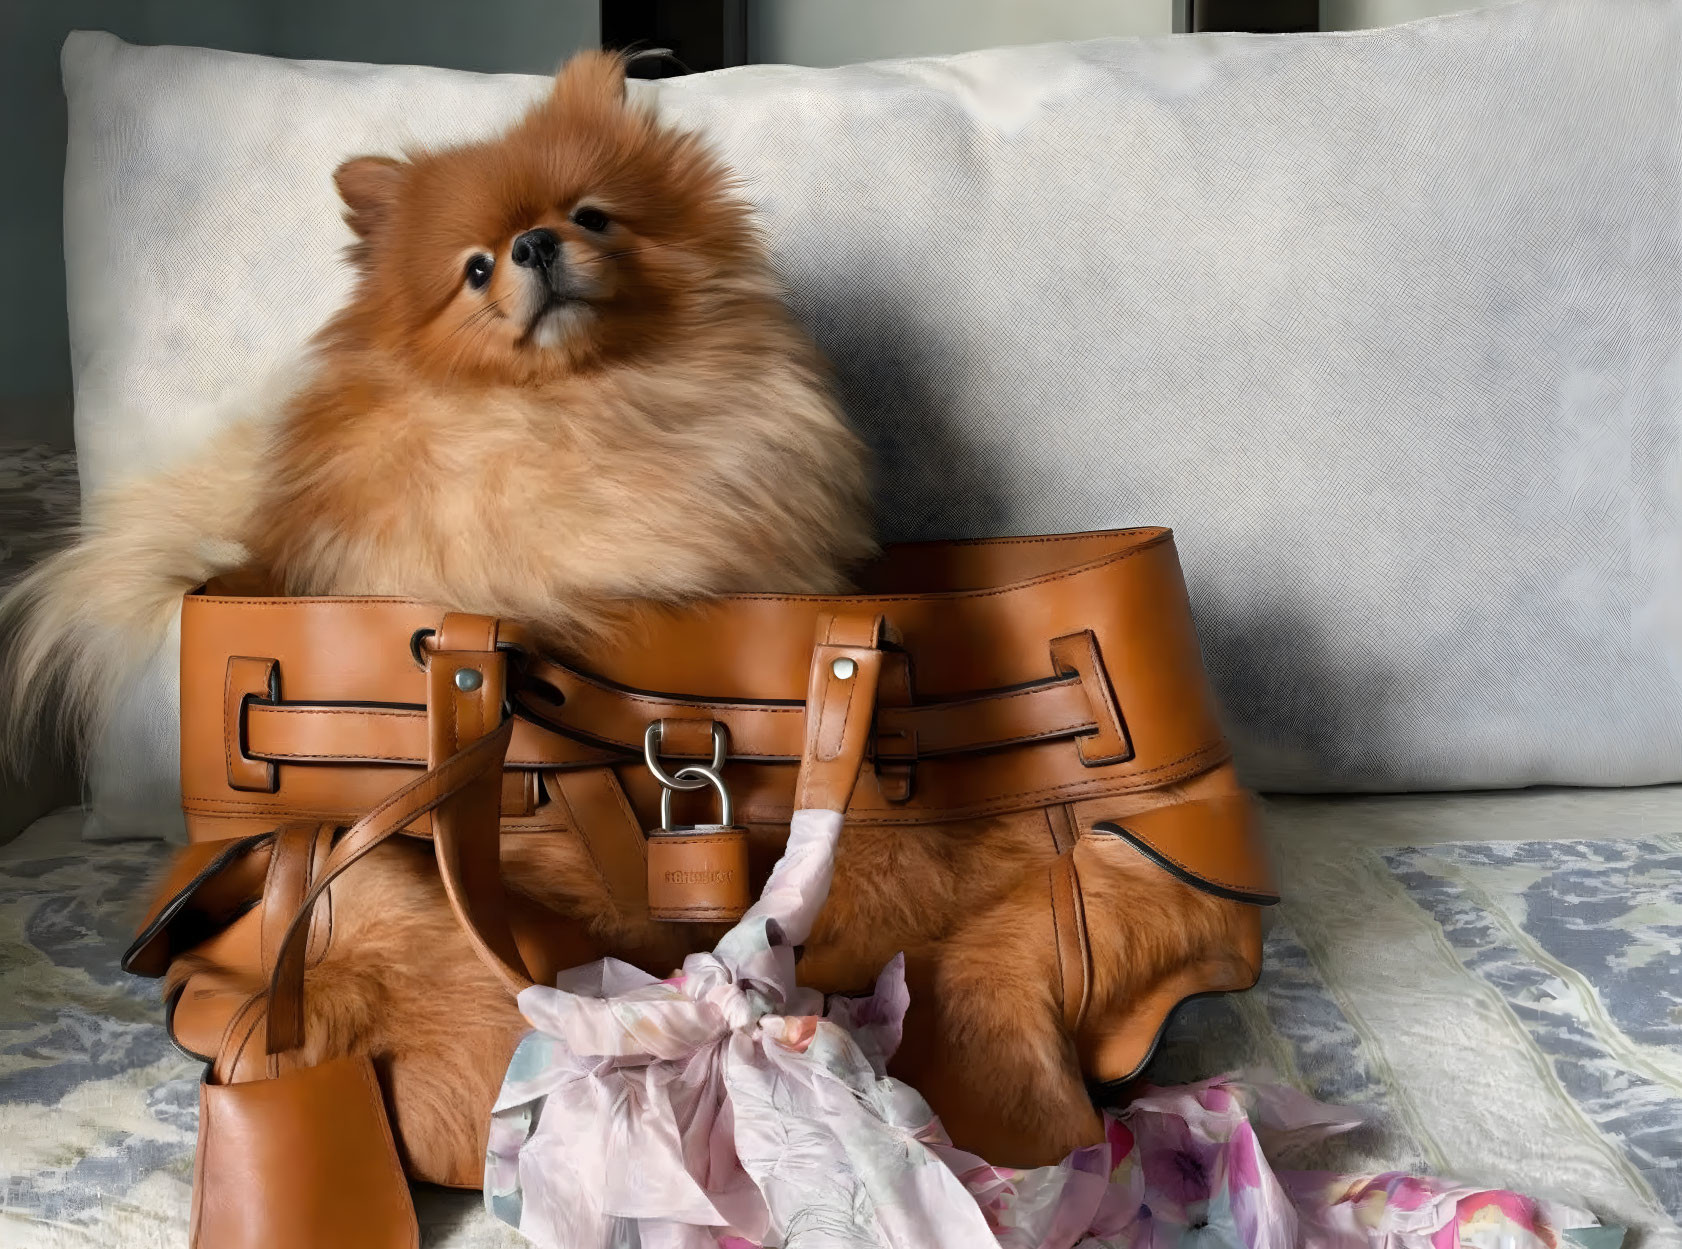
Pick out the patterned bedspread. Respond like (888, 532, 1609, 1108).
(3, 788, 1680, 1247)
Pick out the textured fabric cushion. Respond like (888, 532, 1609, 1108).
(59, 0, 1682, 839)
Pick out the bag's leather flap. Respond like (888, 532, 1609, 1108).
(1084, 793, 1279, 905)
(123, 834, 275, 978)
(194, 1055, 417, 1249)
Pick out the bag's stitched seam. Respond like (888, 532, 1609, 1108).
(895, 680, 1078, 715)
(1050, 865, 1068, 1028)
(567, 686, 804, 715)
(252, 679, 1089, 733)
(347, 1055, 422, 1241)
(253, 750, 422, 762)
(262, 708, 421, 720)
(1071, 859, 1091, 1032)
(830, 648, 866, 758)
(222, 664, 238, 783)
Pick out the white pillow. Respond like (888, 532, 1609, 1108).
(61, 0, 1682, 839)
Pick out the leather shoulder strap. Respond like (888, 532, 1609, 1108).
(263, 715, 518, 1054)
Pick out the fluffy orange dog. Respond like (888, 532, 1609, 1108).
(1, 52, 871, 754)
(3, 52, 1243, 1181)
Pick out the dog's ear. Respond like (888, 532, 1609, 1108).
(549, 49, 628, 111)
(333, 156, 405, 239)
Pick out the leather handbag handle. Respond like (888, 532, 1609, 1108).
(795, 612, 887, 812)
(231, 634, 1138, 771)
(262, 611, 894, 1055)
(422, 615, 535, 995)
(263, 715, 517, 1054)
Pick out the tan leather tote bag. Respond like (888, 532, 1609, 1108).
(126, 527, 1276, 1246)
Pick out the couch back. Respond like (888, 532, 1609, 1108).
(60, 0, 1682, 838)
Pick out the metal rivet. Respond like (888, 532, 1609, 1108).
(831, 656, 857, 680)
(454, 668, 483, 692)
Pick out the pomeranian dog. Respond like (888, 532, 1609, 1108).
(0, 50, 875, 1178)
(0, 50, 1172, 1185)
(0, 50, 872, 765)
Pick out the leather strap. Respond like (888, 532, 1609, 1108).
(795, 613, 885, 812)
(237, 643, 1113, 769)
(520, 644, 1104, 763)
(262, 715, 519, 1054)
(259, 824, 333, 976)
(548, 766, 648, 910)
(425, 615, 532, 994)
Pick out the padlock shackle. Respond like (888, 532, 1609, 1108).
(658, 763, 734, 830)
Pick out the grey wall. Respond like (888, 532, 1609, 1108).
(1322, 0, 1485, 28)
(0, 0, 596, 448)
(751, 0, 1172, 66)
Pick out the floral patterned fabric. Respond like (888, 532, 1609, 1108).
(485, 809, 1617, 1249)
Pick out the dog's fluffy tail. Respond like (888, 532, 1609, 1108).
(0, 419, 268, 775)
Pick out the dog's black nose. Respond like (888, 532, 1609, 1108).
(511, 228, 559, 270)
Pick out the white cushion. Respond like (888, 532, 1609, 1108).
(60, 0, 1682, 838)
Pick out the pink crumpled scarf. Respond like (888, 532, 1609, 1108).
(484, 809, 1614, 1249)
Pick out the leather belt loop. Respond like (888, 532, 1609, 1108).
(655, 716, 719, 760)
(224, 656, 279, 793)
(501, 769, 540, 817)
(794, 613, 885, 812)
(240, 657, 1118, 769)
(872, 648, 916, 802)
(1049, 631, 1134, 767)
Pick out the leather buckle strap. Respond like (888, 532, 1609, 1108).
(234, 634, 1128, 772)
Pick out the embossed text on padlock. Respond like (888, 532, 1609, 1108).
(645, 762, 751, 923)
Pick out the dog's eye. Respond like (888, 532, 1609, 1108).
(464, 254, 494, 290)
(571, 207, 610, 233)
